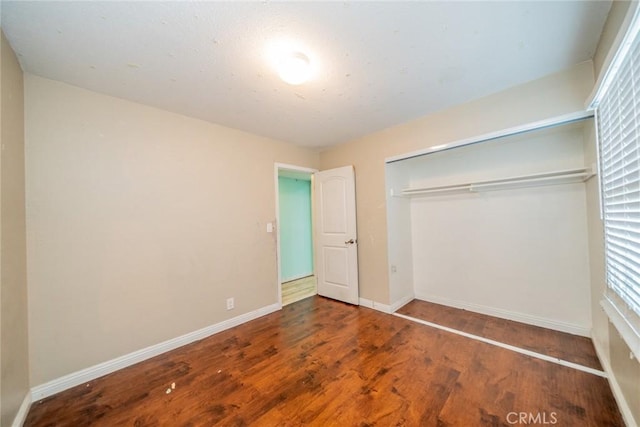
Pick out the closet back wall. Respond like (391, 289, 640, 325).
(407, 124, 592, 335)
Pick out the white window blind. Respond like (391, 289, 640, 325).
(595, 9, 640, 360)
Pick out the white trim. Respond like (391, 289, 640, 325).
(358, 295, 413, 314)
(592, 335, 639, 427)
(275, 163, 318, 175)
(593, 109, 604, 220)
(384, 111, 593, 164)
(587, 0, 640, 109)
(359, 297, 392, 314)
(274, 163, 318, 307)
(414, 293, 591, 337)
(393, 312, 606, 378)
(11, 392, 32, 427)
(30, 303, 280, 401)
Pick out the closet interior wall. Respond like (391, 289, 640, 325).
(386, 119, 594, 335)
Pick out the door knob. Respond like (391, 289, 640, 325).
(345, 239, 355, 245)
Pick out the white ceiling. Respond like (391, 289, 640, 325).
(1, 1, 611, 149)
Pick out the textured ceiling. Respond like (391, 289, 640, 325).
(1, 1, 611, 149)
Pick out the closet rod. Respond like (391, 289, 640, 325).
(400, 167, 595, 197)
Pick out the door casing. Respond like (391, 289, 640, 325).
(274, 163, 318, 307)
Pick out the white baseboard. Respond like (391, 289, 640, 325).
(11, 391, 31, 427)
(30, 303, 280, 401)
(414, 293, 591, 337)
(359, 297, 392, 314)
(592, 337, 638, 427)
(359, 293, 414, 314)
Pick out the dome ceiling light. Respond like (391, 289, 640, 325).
(277, 51, 312, 85)
(266, 40, 315, 86)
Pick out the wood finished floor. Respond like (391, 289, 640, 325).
(282, 275, 317, 306)
(25, 297, 623, 426)
(396, 299, 602, 371)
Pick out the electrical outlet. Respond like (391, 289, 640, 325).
(226, 297, 234, 310)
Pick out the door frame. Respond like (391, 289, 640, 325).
(274, 163, 318, 307)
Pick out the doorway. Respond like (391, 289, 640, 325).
(276, 164, 318, 306)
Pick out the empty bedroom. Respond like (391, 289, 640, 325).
(1, 1, 639, 426)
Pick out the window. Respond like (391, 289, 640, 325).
(593, 7, 640, 360)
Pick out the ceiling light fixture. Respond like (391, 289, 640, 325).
(277, 51, 312, 85)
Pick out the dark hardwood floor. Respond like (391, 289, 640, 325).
(25, 296, 623, 426)
(396, 299, 602, 371)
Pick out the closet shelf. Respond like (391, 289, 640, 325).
(399, 167, 596, 197)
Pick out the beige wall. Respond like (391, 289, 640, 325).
(593, 0, 634, 82)
(1, 31, 30, 426)
(320, 61, 594, 304)
(25, 75, 319, 386)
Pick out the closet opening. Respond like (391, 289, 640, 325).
(385, 114, 597, 336)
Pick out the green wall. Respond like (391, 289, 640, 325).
(278, 176, 313, 282)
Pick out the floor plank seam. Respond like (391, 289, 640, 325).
(392, 312, 607, 378)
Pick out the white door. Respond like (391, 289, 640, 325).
(314, 166, 359, 305)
